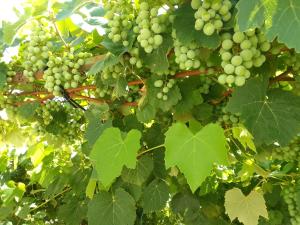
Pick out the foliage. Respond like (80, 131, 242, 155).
(1, 0, 300, 225)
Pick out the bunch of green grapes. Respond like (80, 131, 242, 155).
(43, 50, 92, 95)
(22, 19, 55, 82)
(134, 2, 167, 53)
(0, 95, 18, 115)
(103, 0, 134, 47)
(282, 52, 300, 74)
(218, 28, 271, 86)
(191, 0, 232, 36)
(35, 101, 85, 142)
(129, 45, 143, 68)
(6, 68, 17, 83)
(282, 182, 300, 225)
(95, 86, 113, 98)
(125, 86, 140, 103)
(272, 135, 300, 164)
(154, 78, 176, 101)
(100, 63, 125, 83)
(216, 106, 240, 125)
(198, 76, 213, 94)
(172, 31, 201, 70)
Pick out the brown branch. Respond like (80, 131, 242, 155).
(269, 70, 295, 84)
(70, 94, 105, 104)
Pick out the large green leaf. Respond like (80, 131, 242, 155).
(141, 179, 169, 213)
(88, 188, 136, 225)
(236, 0, 300, 52)
(225, 188, 268, 225)
(226, 77, 300, 146)
(89, 127, 141, 188)
(164, 123, 228, 192)
(121, 155, 153, 186)
(58, 197, 87, 225)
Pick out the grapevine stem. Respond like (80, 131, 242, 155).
(51, 12, 68, 48)
(137, 144, 165, 158)
(29, 187, 71, 212)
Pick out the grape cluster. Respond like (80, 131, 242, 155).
(35, 101, 84, 142)
(129, 45, 143, 68)
(199, 76, 213, 94)
(95, 87, 113, 98)
(22, 19, 55, 82)
(282, 182, 300, 225)
(134, 2, 167, 53)
(173, 31, 201, 70)
(272, 135, 300, 164)
(154, 78, 176, 101)
(104, 0, 134, 47)
(191, 0, 232, 36)
(217, 107, 239, 125)
(282, 52, 300, 74)
(43, 50, 92, 96)
(101, 63, 125, 83)
(218, 28, 271, 86)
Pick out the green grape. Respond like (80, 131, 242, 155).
(193, 0, 232, 35)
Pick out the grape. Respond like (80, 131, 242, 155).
(193, 0, 232, 35)
(224, 64, 235, 74)
(222, 40, 233, 50)
(234, 76, 246, 86)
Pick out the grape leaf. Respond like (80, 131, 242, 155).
(2, 7, 32, 44)
(89, 127, 141, 188)
(121, 155, 153, 186)
(141, 179, 169, 213)
(140, 35, 173, 73)
(55, 0, 90, 20)
(225, 188, 268, 225)
(136, 104, 156, 123)
(88, 54, 119, 76)
(232, 126, 256, 152)
(88, 188, 136, 225)
(170, 192, 200, 215)
(164, 123, 228, 192)
(58, 198, 87, 225)
(226, 77, 300, 146)
(17, 102, 39, 122)
(236, 0, 300, 52)
(145, 75, 182, 112)
(112, 76, 127, 99)
(0, 62, 7, 90)
(173, 3, 220, 49)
